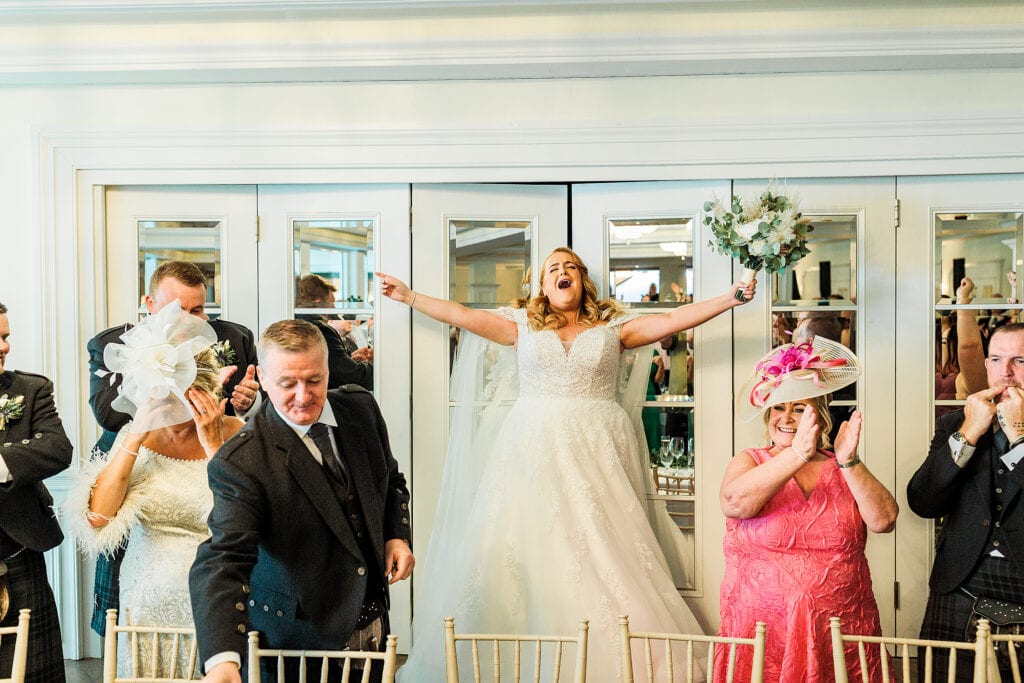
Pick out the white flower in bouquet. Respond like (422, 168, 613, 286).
(704, 185, 814, 287)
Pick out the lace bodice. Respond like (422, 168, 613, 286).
(514, 314, 627, 401)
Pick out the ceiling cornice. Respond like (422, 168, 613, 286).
(3, 24, 1024, 85)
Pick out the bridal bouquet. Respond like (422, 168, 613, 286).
(704, 186, 813, 300)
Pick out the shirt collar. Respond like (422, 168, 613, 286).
(274, 401, 337, 439)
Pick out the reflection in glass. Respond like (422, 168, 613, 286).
(448, 219, 531, 308)
(773, 214, 857, 307)
(934, 304, 1020, 413)
(607, 216, 693, 307)
(137, 220, 222, 314)
(293, 219, 375, 311)
(934, 212, 1023, 305)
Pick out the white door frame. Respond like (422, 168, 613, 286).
(36, 123, 1024, 657)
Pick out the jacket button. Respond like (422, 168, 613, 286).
(263, 605, 269, 611)
(249, 600, 255, 607)
(242, 584, 250, 594)
(276, 610, 284, 617)
(400, 503, 408, 510)
(357, 567, 366, 576)
(34, 433, 42, 439)
(3, 443, 11, 447)
(237, 624, 247, 634)
(993, 541, 1001, 547)
(235, 602, 245, 612)
(20, 439, 29, 445)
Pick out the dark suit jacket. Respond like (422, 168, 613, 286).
(189, 387, 411, 667)
(0, 370, 73, 552)
(306, 319, 372, 391)
(88, 317, 258, 453)
(907, 409, 1024, 594)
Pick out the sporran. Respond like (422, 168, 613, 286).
(964, 592, 1024, 678)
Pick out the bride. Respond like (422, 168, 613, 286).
(66, 302, 244, 678)
(378, 247, 755, 680)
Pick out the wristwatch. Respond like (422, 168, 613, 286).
(951, 431, 973, 447)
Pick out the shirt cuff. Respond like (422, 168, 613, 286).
(949, 435, 976, 468)
(0, 453, 10, 483)
(204, 651, 242, 674)
(239, 393, 262, 421)
(1001, 441, 1024, 471)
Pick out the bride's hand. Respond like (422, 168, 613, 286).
(730, 278, 757, 306)
(189, 388, 228, 457)
(375, 272, 415, 305)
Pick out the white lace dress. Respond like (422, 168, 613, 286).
(66, 431, 210, 679)
(398, 311, 705, 681)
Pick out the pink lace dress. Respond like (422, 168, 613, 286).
(715, 447, 884, 683)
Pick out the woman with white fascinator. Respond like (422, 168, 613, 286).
(66, 301, 244, 678)
(716, 335, 899, 683)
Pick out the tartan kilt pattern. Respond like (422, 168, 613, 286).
(90, 549, 123, 636)
(920, 556, 1024, 683)
(0, 550, 64, 683)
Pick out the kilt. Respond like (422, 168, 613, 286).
(920, 555, 1024, 683)
(90, 550, 123, 636)
(0, 548, 65, 683)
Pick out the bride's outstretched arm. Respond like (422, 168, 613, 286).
(619, 279, 756, 349)
(376, 272, 518, 346)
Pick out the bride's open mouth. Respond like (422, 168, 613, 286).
(557, 277, 572, 290)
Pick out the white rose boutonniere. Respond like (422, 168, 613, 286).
(0, 394, 25, 430)
(704, 185, 814, 301)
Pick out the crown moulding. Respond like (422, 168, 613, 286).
(2, 24, 1024, 85)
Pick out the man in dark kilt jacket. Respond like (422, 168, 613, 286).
(0, 302, 72, 682)
(909, 322, 1024, 683)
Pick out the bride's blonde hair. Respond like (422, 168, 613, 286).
(522, 247, 623, 331)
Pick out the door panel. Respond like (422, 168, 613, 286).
(409, 183, 568, 594)
(896, 175, 1024, 637)
(572, 180, 733, 628)
(733, 177, 898, 636)
(104, 185, 258, 331)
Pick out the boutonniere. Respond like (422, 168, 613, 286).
(211, 340, 237, 367)
(0, 394, 25, 430)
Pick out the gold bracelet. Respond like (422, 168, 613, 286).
(409, 291, 418, 309)
(119, 444, 140, 458)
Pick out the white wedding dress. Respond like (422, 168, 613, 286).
(67, 430, 210, 679)
(399, 309, 705, 681)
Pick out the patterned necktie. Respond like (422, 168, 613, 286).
(308, 422, 347, 486)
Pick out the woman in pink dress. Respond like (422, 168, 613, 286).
(715, 336, 899, 683)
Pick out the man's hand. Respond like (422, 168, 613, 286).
(230, 365, 259, 413)
(351, 347, 373, 363)
(383, 539, 414, 585)
(996, 386, 1024, 444)
(202, 661, 241, 683)
(961, 385, 1002, 444)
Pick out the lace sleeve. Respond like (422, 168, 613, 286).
(606, 310, 641, 329)
(63, 426, 152, 558)
(495, 306, 527, 324)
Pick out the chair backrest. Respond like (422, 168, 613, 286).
(988, 630, 1024, 683)
(246, 630, 398, 683)
(0, 609, 30, 683)
(102, 608, 202, 682)
(618, 615, 766, 683)
(443, 616, 589, 683)
(653, 467, 694, 496)
(829, 615, 990, 683)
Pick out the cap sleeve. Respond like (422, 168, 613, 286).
(606, 311, 640, 329)
(496, 307, 528, 325)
